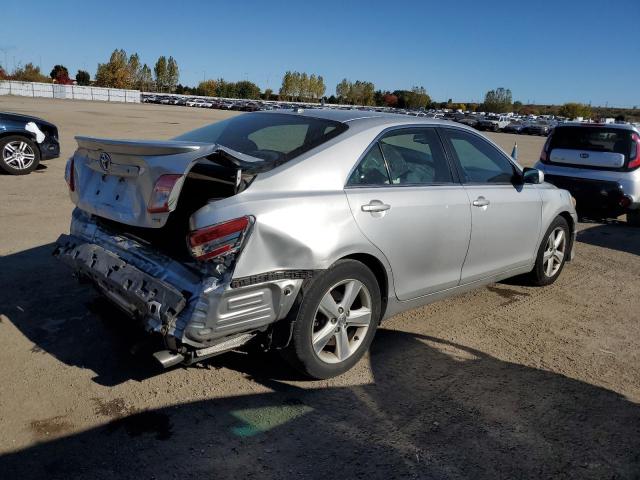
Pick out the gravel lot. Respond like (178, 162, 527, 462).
(0, 97, 638, 479)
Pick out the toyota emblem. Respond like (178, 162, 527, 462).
(99, 152, 112, 172)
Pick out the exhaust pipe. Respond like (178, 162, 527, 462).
(153, 350, 185, 369)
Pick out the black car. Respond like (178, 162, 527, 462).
(0, 112, 60, 175)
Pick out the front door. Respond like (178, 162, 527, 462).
(345, 127, 471, 300)
(440, 127, 542, 284)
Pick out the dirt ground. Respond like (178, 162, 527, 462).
(0, 97, 638, 479)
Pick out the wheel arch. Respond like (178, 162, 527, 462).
(0, 131, 41, 154)
(558, 211, 575, 259)
(339, 252, 389, 321)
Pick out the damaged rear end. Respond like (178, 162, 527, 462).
(55, 136, 302, 367)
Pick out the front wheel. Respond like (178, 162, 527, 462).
(0, 135, 41, 175)
(282, 260, 381, 379)
(527, 216, 570, 286)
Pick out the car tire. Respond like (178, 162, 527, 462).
(282, 259, 381, 379)
(0, 135, 41, 175)
(627, 210, 640, 227)
(527, 216, 570, 286)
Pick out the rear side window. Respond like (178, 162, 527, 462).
(550, 127, 632, 159)
(348, 144, 390, 186)
(174, 113, 348, 164)
(443, 129, 516, 184)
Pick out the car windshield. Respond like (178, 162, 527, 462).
(550, 126, 632, 158)
(175, 112, 348, 163)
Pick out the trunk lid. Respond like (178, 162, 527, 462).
(547, 126, 633, 170)
(549, 148, 626, 168)
(70, 136, 268, 228)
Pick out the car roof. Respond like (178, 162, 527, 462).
(556, 122, 638, 132)
(261, 108, 467, 129)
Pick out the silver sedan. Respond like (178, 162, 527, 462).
(56, 110, 577, 378)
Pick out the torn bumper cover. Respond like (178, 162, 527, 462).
(54, 235, 186, 328)
(53, 215, 305, 357)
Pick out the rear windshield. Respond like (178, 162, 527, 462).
(174, 112, 347, 164)
(550, 126, 632, 159)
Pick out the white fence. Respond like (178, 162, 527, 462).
(0, 81, 141, 103)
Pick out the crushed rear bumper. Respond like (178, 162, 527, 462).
(53, 211, 305, 357)
(54, 235, 187, 328)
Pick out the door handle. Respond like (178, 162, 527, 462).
(472, 196, 490, 207)
(361, 201, 391, 212)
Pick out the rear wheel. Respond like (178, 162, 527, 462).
(0, 135, 40, 175)
(282, 260, 381, 379)
(527, 216, 570, 286)
(628, 210, 640, 227)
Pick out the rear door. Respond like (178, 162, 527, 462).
(345, 127, 471, 300)
(440, 127, 542, 284)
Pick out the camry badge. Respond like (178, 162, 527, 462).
(580, 153, 589, 159)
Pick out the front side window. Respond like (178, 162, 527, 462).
(444, 129, 516, 184)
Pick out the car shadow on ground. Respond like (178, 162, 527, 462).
(0, 243, 164, 386)
(577, 221, 640, 256)
(0, 329, 638, 479)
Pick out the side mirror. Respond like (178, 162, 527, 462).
(522, 167, 544, 184)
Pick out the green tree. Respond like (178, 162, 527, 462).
(235, 80, 261, 99)
(316, 75, 326, 100)
(279, 71, 294, 101)
(0, 64, 8, 80)
(263, 88, 274, 100)
(166, 56, 179, 93)
(483, 87, 513, 113)
(75, 70, 90, 86)
(154, 56, 168, 92)
(127, 53, 141, 88)
(559, 102, 592, 120)
(197, 79, 218, 97)
(336, 78, 350, 103)
(12, 63, 50, 83)
(513, 100, 523, 112)
(49, 65, 69, 81)
(138, 64, 153, 91)
(95, 49, 132, 88)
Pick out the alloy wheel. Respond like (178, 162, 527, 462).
(3, 140, 36, 170)
(311, 279, 373, 364)
(543, 227, 566, 277)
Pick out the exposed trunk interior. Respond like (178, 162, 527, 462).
(97, 162, 240, 261)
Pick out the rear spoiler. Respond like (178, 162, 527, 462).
(75, 136, 275, 173)
(75, 136, 203, 156)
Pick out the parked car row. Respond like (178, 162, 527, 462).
(450, 114, 555, 136)
(142, 94, 305, 112)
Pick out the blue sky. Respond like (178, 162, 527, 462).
(2, 0, 638, 106)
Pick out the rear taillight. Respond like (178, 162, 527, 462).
(147, 174, 183, 213)
(188, 216, 252, 262)
(628, 133, 640, 170)
(540, 134, 553, 163)
(64, 157, 75, 192)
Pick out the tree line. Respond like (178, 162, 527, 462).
(1, 60, 636, 121)
(279, 71, 326, 102)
